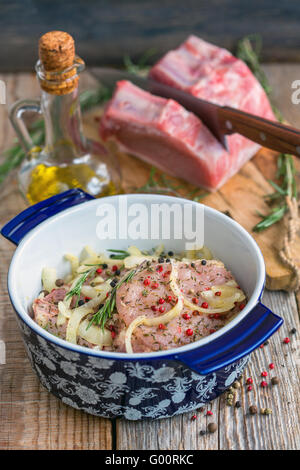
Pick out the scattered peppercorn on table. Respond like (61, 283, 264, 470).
(0, 66, 299, 450)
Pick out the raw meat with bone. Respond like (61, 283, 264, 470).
(100, 36, 275, 190)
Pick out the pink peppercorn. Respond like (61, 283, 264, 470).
(246, 377, 253, 384)
(283, 337, 290, 344)
(206, 410, 213, 416)
(182, 313, 191, 320)
(247, 385, 253, 391)
(269, 363, 275, 370)
(201, 302, 209, 309)
(261, 371, 268, 377)
(159, 306, 165, 313)
(186, 329, 193, 336)
(260, 381, 268, 388)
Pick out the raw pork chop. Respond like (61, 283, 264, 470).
(100, 36, 275, 190)
(114, 260, 243, 353)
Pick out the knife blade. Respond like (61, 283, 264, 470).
(91, 67, 300, 158)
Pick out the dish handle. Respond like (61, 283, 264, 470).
(1, 189, 94, 245)
(174, 302, 283, 375)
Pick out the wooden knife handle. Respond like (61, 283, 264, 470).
(219, 107, 300, 156)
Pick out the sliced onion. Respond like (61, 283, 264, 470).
(41, 267, 57, 292)
(66, 290, 112, 344)
(64, 254, 79, 274)
(201, 284, 245, 309)
(78, 319, 112, 347)
(57, 301, 71, 327)
(66, 305, 94, 344)
(125, 316, 147, 354)
(127, 246, 143, 256)
(184, 283, 246, 314)
(124, 261, 184, 353)
(81, 285, 98, 299)
(124, 255, 154, 269)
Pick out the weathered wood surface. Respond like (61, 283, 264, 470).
(1, 1, 300, 72)
(0, 66, 300, 450)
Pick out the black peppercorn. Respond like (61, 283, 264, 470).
(115, 269, 121, 276)
(168, 251, 174, 257)
(102, 263, 108, 269)
(39, 290, 49, 297)
(166, 258, 171, 263)
(191, 263, 195, 268)
(201, 259, 207, 265)
(158, 257, 164, 264)
(235, 401, 241, 408)
(78, 300, 85, 306)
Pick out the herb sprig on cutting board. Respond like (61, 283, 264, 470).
(237, 35, 298, 232)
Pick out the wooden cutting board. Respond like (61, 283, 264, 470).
(83, 109, 300, 292)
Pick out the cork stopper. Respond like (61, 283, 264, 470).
(39, 31, 75, 71)
(38, 31, 83, 95)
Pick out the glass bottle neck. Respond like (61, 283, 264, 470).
(41, 86, 88, 162)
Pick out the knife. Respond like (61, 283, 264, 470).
(91, 67, 300, 157)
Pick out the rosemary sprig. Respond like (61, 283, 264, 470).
(65, 265, 98, 306)
(107, 249, 130, 260)
(136, 166, 208, 202)
(123, 49, 156, 75)
(0, 86, 113, 187)
(135, 167, 183, 197)
(88, 269, 136, 330)
(237, 36, 298, 232)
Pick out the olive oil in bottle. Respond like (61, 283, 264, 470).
(10, 31, 121, 204)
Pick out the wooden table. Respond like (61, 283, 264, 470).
(0, 65, 299, 450)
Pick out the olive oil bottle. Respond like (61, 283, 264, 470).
(10, 31, 121, 204)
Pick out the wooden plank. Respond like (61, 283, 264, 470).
(1, 67, 300, 450)
(116, 290, 300, 450)
(0, 74, 112, 451)
(2, 1, 300, 71)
